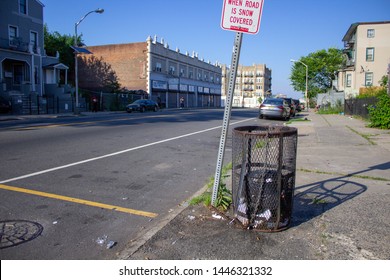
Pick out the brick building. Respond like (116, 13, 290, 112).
(81, 42, 147, 92)
(80, 36, 222, 108)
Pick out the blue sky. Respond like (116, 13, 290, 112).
(41, 0, 390, 99)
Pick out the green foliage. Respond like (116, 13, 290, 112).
(44, 24, 83, 84)
(290, 48, 344, 99)
(318, 99, 344, 115)
(214, 183, 232, 211)
(379, 75, 388, 88)
(367, 89, 390, 129)
(286, 118, 311, 125)
(78, 55, 121, 92)
(189, 163, 233, 211)
(45, 24, 122, 93)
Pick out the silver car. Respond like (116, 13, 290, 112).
(259, 98, 290, 120)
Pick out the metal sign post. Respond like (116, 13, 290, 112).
(212, 0, 264, 206)
(211, 31, 243, 206)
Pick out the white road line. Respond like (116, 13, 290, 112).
(0, 118, 253, 184)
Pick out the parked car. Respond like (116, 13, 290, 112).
(126, 99, 159, 113)
(0, 96, 12, 114)
(293, 99, 302, 112)
(259, 98, 290, 120)
(297, 100, 306, 111)
(282, 97, 296, 117)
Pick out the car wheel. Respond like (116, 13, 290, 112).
(259, 114, 263, 119)
(140, 107, 145, 113)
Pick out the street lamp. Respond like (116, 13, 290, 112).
(74, 8, 104, 114)
(290, 59, 309, 111)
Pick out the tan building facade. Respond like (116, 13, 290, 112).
(338, 21, 390, 97)
(222, 64, 272, 108)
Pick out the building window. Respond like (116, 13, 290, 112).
(169, 66, 175, 75)
(365, 72, 373, 86)
(367, 29, 375, 38)
(9, 26, 18, 45)
(155, 62, 162, 72)
(19, 0, 27, 14)
(30, 31, 38, 52)
(346, 74, 352, 87)
(366, 48, 374, 62)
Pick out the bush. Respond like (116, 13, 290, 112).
(367, 90, 390, 129)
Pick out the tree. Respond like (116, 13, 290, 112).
(44, 24, 84, 84)
(290, 48, 344, 99)
(44, 25, 121, 93)
(78, 55, 121, 93)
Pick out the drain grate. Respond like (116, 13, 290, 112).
(0, 220, 43, 249)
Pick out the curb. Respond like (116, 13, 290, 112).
(116, 183, 209, 259)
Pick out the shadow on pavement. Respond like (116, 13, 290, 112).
(292, 161, 389, 226)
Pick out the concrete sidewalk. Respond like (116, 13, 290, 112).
(120, 111, 390, 260)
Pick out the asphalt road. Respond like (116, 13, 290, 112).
(0, 108, 285, 259)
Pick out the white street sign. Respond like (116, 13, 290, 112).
(221, 0, 264, 34)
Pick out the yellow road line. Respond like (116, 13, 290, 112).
(0, 184, 158, 218)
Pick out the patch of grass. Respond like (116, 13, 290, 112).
(317, 100, 344, 115)
(297, 168, 390, 182)
(189, 163, 232, 211)
(286, 118, 311, 125)
(189, 192, 211, 206)
(311, 196, 328, 205)
(346, 125, 377, 145)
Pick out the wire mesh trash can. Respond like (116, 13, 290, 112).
(232, 125, 298, 232)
